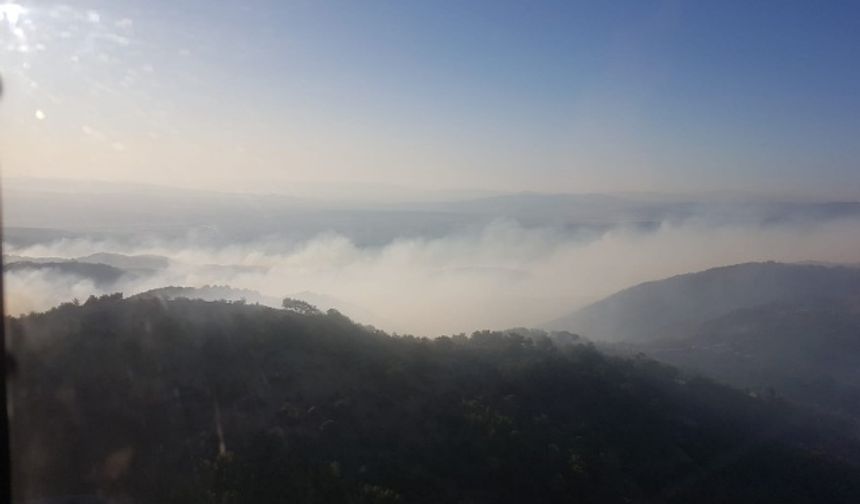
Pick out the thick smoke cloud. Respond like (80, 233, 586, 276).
(6, 217, 860, 335)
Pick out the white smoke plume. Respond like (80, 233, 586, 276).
(6, 217, 860, 335)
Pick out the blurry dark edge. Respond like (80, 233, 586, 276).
(0, 72, 13, 503)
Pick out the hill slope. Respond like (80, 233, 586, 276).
(549, 262, 860, 342)
(630, 301, 860, 417)
(549, 262, 860, 418)
(8, 295, 860, 503)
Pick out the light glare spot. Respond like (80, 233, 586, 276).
(34, 109, 45, 120)
(0, 3, 26, 25)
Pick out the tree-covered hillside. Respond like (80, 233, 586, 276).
(8, 295, 860, 503)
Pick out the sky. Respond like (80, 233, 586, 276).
(1, 0, 859, 198)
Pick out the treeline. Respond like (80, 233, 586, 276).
(7, 294, 860, 503)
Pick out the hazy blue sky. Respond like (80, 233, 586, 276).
(1, 1, 859, 197)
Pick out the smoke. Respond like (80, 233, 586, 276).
(4, 269, 99, 316)
(6, 217, 860, 335)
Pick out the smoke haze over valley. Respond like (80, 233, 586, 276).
(3, 0, 860, 336)
(6, 178, 860, 336)
(7, 3, 860, 503)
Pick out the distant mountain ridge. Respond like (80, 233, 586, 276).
(7, 176, 860, 245)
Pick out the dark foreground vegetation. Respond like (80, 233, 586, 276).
(8, 295, 860, 503)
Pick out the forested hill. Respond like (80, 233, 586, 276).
(8, 295, 860, 503)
